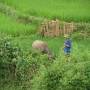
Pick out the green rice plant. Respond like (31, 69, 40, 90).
(1, 0, 90, 22)
(0, 12, 38, 36)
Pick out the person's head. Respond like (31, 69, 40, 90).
(64, 34, 70, 39)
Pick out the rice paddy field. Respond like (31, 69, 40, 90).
(0, 0, 90, 90)
(0, 12, 38, 36)
(1, 0, 90, 22)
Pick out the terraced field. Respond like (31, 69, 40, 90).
(0, 0, 90, 90)
(1, 0, 90, 22)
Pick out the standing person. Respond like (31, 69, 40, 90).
(64, 34, 72, 60)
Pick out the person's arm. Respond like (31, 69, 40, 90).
(65, 44, 70, 47)
(64, 40, 71, 47)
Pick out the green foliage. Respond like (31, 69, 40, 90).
(0, 1, 90, 89)
(1, 0, 90, 22)
(0, 30, 90, 90)
(0, 12, 38, 36)
(0, 33, 90, 90)
(0, 34, 54, 90)
(0, 34, 22, 81)
(31, 52, 90, 90)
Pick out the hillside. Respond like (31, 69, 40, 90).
(0, 0, 90, 90)
(0, 0, 90, 22)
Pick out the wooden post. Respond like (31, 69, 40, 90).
(63, 22, 66, 35)
(56, 19, 60, 36)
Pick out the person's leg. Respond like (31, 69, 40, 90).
(64, 49, 71, 62)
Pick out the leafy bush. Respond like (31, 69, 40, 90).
(0, 34, 54, 90)
(0, 33, 90, 90)
(31, 52, 90, 90)
(0, 34, 22, 81)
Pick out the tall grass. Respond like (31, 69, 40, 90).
(0, 12, 38, 36)
(31, 37, 90, 90)
(1, 0, 90, 22)
(0, 0, 90, 89)
(0, 34, 90, 90)
(13, 34, 90, 57)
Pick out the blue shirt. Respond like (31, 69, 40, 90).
(64, 39, 72, 48)
(64, 39, 72, 54)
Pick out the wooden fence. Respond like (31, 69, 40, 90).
(39, 19, 75, 37)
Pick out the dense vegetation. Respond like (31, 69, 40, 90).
(1, 0, 90, 22)
(0, 0, 90, 90)
(0, 12, 37, 36)
(0, 33, 90, 90)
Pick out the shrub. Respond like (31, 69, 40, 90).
(31, 52, 90, 90)
(0, 34, 22, 81)
(0, 34, 54, 90)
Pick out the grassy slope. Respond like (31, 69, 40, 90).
(1, 0, 90, 22)
(0, 12, 37, 35)
(0, 0, 89, 55)
(13, 35, 64, 54)
(0, 0, 90, 54)
(1, 35, 90, 90)
(0, 1, 90, 90)
(13, 35, 90, 57)
(0, 0, 90, 36)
